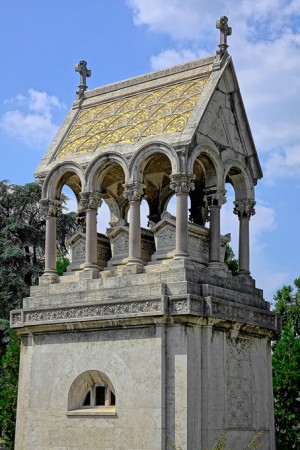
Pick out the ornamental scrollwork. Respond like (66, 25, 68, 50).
(233, 199, 256, 219)
(170, 173, 195, 194)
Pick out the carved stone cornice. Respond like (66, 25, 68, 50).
(123, 182, 146, 202)
(233, 199, 256, 219)
(40, 199, 62, 218)
(170, 173, 195, 194)
(203, 188, 226, 208)
(79, 191, 103, 210)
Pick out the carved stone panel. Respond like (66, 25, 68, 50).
(67, 232, 112, 271)
(225, 336, 253, 428)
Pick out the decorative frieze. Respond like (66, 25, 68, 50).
(11, 298, 165, 327)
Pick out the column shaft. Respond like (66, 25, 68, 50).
(44, 215, 57, 275)
(238, 216, 250, 275)
(175, 192, 189, 258)
(85, 208, 98, 269)
(128, 200, 142, 264)
(209, 205, 221, 263)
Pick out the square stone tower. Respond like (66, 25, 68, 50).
(11, 17, 279, 450)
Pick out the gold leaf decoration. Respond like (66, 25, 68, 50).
(56, 76, 208, 158)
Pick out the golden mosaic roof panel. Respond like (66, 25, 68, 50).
(56, 77, 209, 158)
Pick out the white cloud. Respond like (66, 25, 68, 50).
(0, 89, 64, 149)
(150, 48, 207, 70)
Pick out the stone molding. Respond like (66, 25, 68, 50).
(11, 294, 279, 332)
(169, 173, 195, 194)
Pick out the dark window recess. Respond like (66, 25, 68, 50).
(95, 386, 106, 406)
(111, 391, 116, 405)
(83, 390, 91, 406)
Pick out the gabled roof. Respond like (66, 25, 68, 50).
(35, 53, 262, 182)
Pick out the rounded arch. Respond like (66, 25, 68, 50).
(85, 152, 130, 191)
(188, 142, 224, 189)
(68, 369, 116, 411)
(42, 162, 86, 200)
(129, 141, 180, 182)
(224, 160, 254, 201)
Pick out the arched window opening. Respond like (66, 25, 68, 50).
(67, 370, 116, 416)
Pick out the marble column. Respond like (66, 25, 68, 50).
(123, 182, 145, 265)
(234, 199, 255, 276)
(80, 191, 102, 270)
(170, 174, 195, 259)
(204, 188, 226, 268)
(40, 199, 61, 277)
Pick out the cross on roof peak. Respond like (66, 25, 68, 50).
(216, 16, 232, 57)
(75, 60, 92, 99)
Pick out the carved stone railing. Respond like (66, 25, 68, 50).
(67, 232, 111, 272)
(149, 211, 230, 264)
(106, 221, 155, 267)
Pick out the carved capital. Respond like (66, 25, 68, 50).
(40, 198, 61, 218)
(170, 173, 195, 194)
(123, 182, 145, 202)
(204, 188, 226, 208)
(79, 191, 102, 210)
(234, 199, 256, 219)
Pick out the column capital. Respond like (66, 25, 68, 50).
(204, 188, 226, 207)
(79, 191, 103, 210)
(123, 182, 146, 202)
(234, 199, 256, 219)
(40, 198, 61, 217)
(170, 173, 195, 194)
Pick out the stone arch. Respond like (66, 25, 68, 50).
(129, 142, 179, 224)
(85, 152, 130, 191)
(42, 162, 86, 204)
(188, 144, 224, 225)
(224, 160, 254, 201)
(129, 142, 179, 182)
(85, 152, 129, 225)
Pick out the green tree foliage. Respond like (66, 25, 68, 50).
(272, 278, 300, 449)
(0, 180, 77, 447)
(0, 321, 20, 450)
(224, 243, 239, 276)
(0, 180, 77, 320)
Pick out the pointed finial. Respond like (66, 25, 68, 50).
(75, 60, 92, 99)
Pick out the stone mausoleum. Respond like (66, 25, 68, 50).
(11, 17, 280, 450)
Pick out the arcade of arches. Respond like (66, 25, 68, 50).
(40, 145, 255, 280)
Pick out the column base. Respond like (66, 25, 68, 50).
(80, 267, 100, 279)
(173, 251, 189, 260)
(123, 261, 144, 275)
(40, 272, 59, 285)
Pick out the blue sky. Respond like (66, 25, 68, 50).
(0, 0, 300, 302)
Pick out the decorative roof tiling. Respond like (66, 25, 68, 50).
(56, 76, 209, 159)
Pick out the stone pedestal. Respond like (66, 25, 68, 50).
(150, 211, 230, 264)
(106, 223, 155, 267)
(67, 232, 112, 271)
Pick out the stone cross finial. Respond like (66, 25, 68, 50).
(216, 16, 232, 57)
(75, 60, 91, 99)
